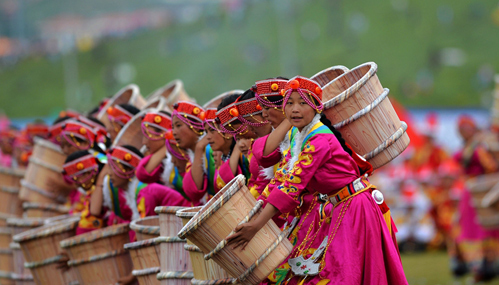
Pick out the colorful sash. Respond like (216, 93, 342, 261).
(289, 122, 332, 158)
(204, 145, 216, 197)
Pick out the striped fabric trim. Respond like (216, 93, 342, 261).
(329, 177, 370, 206)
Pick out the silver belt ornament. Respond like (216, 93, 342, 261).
(288, 236, 329, 276)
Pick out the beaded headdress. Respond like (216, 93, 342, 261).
(254, 79, 288, 109)
(172, 102, 205, 135)
(62, 154, 99, 184)
(166, 139, 188, 161)
(107, 105, 134, 127)
(216, 97, 267, 135)
(107, 146, 141, 179)
(61, 120, 97, 150)
(282, 76, 323, 113)
(141, 111, 173, 141)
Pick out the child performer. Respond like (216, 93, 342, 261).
(172, 102, 217, 202)
(62, 150, 108, 235)
(205, 106, 250, 191)
(102, 145, 144, 225)
(136, 110, 197, 217)
(227, 76, 408, 285)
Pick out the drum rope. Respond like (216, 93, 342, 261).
(156, 271, 195, 280)
(333, 88, 390, 130)
(191, 278, 238, 285)
(28, 157, 63, 173)
(67, 249, 128, 266)
(20, 180, 66, 203)
(362, 122, 408, 161)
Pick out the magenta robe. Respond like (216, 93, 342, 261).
(264, 124, 407, 284)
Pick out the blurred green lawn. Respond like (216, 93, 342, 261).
(401, 251, 499, 285)
(1, 0, 499, 118)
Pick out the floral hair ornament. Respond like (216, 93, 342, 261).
(166, 139, 188, 161)
(282, 76, 324, 113)
(172, 101, 205, 135)
(61, 119, 97, 150)
(254, 79, 288, 109)
(141, 111, 173, 141)
(107, 146, 141, 179)
(62, 154, 99, 184)
(107, 105, 134, 128)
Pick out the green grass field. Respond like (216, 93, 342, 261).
(1, 0, 499, 118)
(401, 251, 499, 285)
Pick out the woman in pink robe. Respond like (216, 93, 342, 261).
(227, 76, 408, 285)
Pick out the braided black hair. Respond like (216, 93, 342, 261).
(320, 114, 352, 156)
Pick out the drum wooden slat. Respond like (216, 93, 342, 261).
(130, 216, 160, 241)
(145, 80, 194, 110)
(156, 236, 191, 275)
(133, 267, 161, 285)
(67, 249, 133, 285)
(178, 175, 293, 285)
(6, 219, 45, 237)
(25, 255, 78, 285)
(0, 186, 22, 216)
(10, 243, 30, 276)
(154, 206, 186, 237)
(13, 216, 79, 263)
(19, 138, 67, 204)
(22, 203, 70, 218)
(0, 167, 24, 188)
(11, 273, 34, 285)
(0, 270, 14, 285)
(310, 65, 349, 87)
(124, 238, 162, 285)
(320, 62, 410, 169)
(60, 223, 130, 261)
(0, 213, 18, 227)
(0, 227, 12, 248)
(202, 90, 244, 110)
(0, 248, 13, 273)
(177, 207, 234, 283)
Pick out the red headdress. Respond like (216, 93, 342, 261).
(458, 115, 476, 129)
(107, 146, 142, 179)
(62, 153, 99, 184)
(282, 76, 323, 113)
(107, 105, 134, 127)
(254, 79, 288, 109)
(26, 122, 49, 141)
(216, 97, 267, 135)
(61, 119, 97, 150)
(141, 111, 173, 141)
(172, 102, 205, 135)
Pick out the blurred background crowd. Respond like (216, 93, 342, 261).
(1, 0, 499, 284)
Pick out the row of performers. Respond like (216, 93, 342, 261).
(1, 76, 409, 284)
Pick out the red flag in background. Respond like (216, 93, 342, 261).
(390, 98, 425, 150)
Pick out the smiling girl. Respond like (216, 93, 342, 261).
(227, 76, 408, 285)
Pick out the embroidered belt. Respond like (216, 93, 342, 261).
(328, 177, 371, 206)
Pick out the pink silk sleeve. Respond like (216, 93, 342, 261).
(183, 169, 208, 202)
(214, 160, 240, 192)
(252, 135, 283, 168)
(266, 137, 330, 214)
(136, 155, 163, 184)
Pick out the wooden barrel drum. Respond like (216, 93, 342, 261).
(178, 175, 293, 285)
(317, 62, 410, 169)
